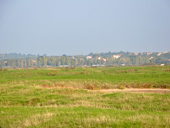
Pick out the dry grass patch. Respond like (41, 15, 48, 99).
(18, 112, 54, 128)
(83, 115, 115, 124)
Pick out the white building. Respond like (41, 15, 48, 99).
(86, 56, 92, 59)
(113, 55, 121, 59)
(98, 57, 101, 60)
(157, 53, 162, 56)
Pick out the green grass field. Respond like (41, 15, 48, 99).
(0, 66, 170, 127)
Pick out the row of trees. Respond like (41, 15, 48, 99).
(0, 52, 170, 68)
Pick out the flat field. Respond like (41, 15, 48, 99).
(0, 66, 170, 128)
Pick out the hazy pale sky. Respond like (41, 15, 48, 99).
(0, 0, 170, 55)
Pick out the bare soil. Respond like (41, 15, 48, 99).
(40, 85, 170, 94)
(95, 88, 170, 94)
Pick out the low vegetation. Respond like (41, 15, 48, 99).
(0, 66, 170, 127)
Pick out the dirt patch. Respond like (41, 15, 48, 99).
(40, 84, 78, 90)
(41, 84, 65, 88)
(41, 85, 54, 88)
(95, 88, 170, 94)
(40, 84, 170, 94)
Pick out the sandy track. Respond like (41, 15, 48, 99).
(95, 88, 170, 94)
(40, 85, 170, 94)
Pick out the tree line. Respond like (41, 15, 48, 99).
(0, 52, 170, 68)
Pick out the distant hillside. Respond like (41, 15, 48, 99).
(0, 53, 37, 60)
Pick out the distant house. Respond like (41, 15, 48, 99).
(121, 64, 125, 66)
(113, 55, 121, 59)
(149, 57, 153, 60)
(160, 64, 165, 66)
(59, 65, 70, 67)
(157, 53, 162, 56)
(102, 58, 106, 62)
(86, 56, 92, 59)
(32, 60, 37, 63)
(134, 53, 138, 56)
(147, 52, 153, 55)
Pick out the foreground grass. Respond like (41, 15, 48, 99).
(0, 84, 170, 127)
(1, 106, 170, 128)
(0, 66, 170, 127)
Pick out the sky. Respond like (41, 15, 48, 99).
(0, 0, 170, 55)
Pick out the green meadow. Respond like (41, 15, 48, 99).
(0, 66, 170, 128)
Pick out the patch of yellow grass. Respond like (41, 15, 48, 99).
(82, 115, 115, 127)
(19, 112, 54, 128)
